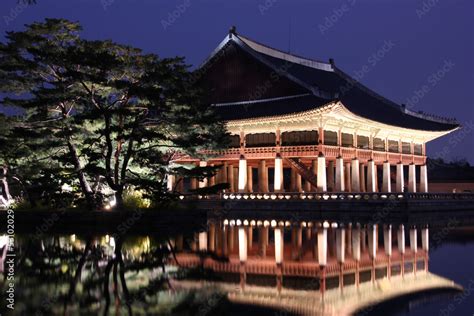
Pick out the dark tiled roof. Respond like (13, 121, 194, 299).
(252, 51, 459, 131)
(202, 33, 459, 132)
(213, 94, 331, 121)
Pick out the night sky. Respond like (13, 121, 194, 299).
(1, 0, 473, 163)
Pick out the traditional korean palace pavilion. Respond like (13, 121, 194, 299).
(170, 28, 460, 194)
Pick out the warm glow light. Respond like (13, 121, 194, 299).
(317, 228, 327, 266)
(238, 227, 247, 262)
(238, 157, 247, 192)
(0, 235, 8, 249)
(109, 236, 116, 248)
(274, 228, 283, 264)
(198, 232, 207, 251)
(317, 155, 327, 192)
(274, 156, 283, 192)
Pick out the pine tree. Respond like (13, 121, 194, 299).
(0, 19, 228, 210)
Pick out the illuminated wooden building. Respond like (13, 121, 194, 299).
(171, 28, 459, 194)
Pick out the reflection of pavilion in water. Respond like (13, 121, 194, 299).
(172, 220, 460, 315)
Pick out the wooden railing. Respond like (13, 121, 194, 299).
(199, 145, 426, 163)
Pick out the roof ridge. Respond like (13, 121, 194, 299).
(237, 34, 334, 72)
(401, 107, 459, 125)
(212, 93, 313, 107)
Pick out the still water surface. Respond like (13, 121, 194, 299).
(1, 214, 473, 316)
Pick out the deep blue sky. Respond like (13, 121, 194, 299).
(1, 0, 473, 163)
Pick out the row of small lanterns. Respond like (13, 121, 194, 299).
(179, 193, 405, 200)
(222, 219, 336, 229)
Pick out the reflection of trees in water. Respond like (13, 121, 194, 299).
(11, 235, 174, 315)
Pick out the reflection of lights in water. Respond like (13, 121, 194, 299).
(238, 227, 247, 262)
(198, 232, 207, 251)
(0, 235, 8, 248)
(144, 237, 150, 252)
(109, 236, 115, 249)
(105, 235, 110, 243)
(70, 234, 76, 242)
(274, 228, 283, 264)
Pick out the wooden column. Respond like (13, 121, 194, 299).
(317, 154, 327, 192)
(247, 165, 253, 192)
(328, 160, 335, 192)
(238, 155, 247, 193)
(258, 160, 269, 193)
(396, 163, 405, 192)
(382, 161, 391, 193)
(227, 165, 234, 192)
(274, 154, 284, 192)
(359, 164, 366, 192)
(420, 165, 428, 193)
(344, 162, 351, 192)
(408, 163, 416, 193)
(351, 158, 360, 192)
(335, 157, 345, 192)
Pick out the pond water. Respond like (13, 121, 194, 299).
(0, 213, 473, 316)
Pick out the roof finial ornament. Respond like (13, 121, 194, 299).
(329, 58, 335, 66)
(229, 26, 237, 35)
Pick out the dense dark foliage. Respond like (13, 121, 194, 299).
(0, 19, 228, 210)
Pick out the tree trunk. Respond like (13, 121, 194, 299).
(66, 140, 95, 210)
(114, 189, 124, 211)
(0, 166, 12, 203)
